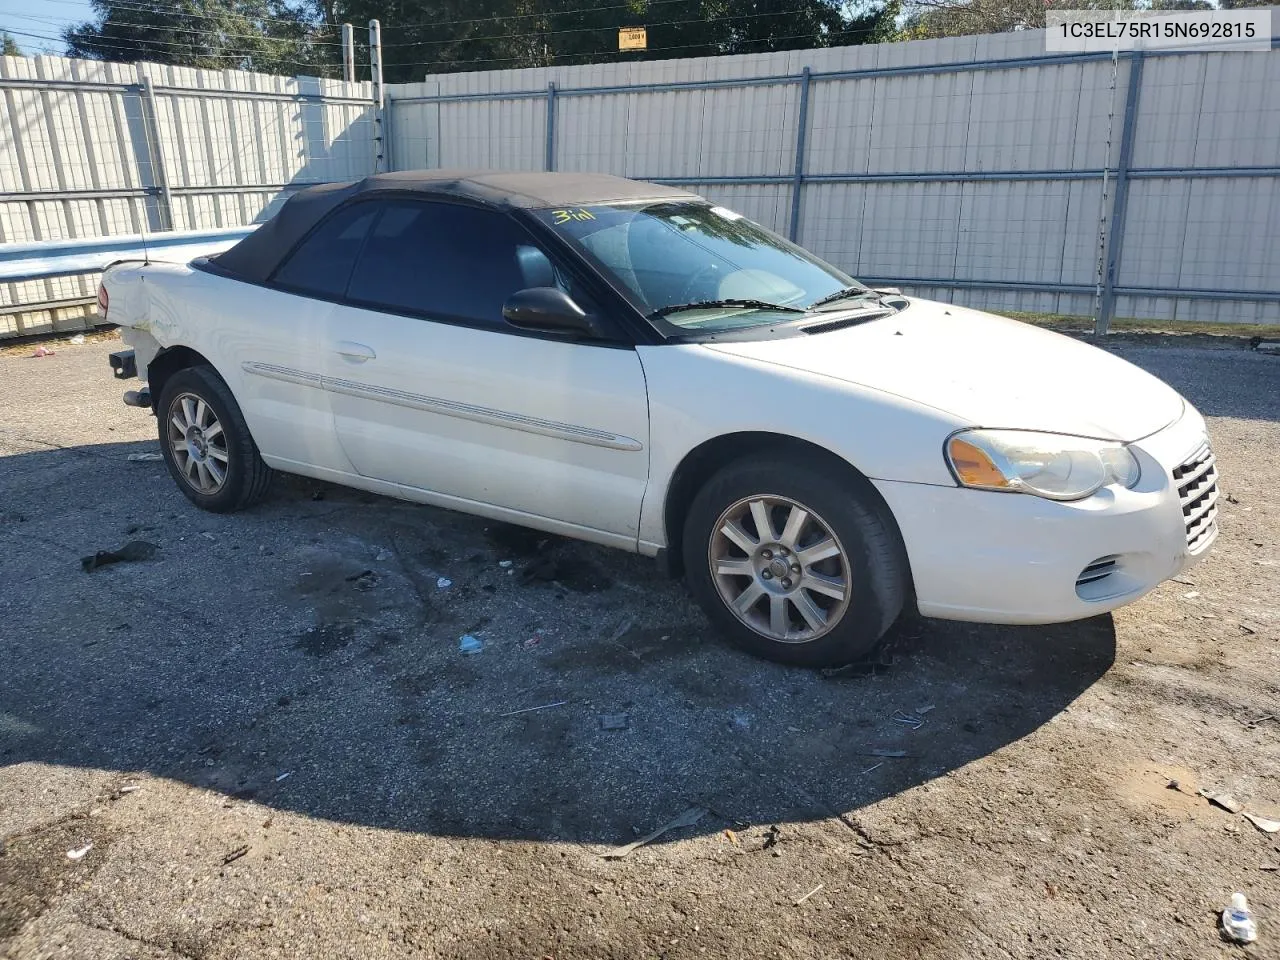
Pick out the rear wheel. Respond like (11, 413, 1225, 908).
(682, 456, 907, 667)
(157, 365, 273, 513)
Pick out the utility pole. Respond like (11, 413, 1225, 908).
(369, 19, 385, 173)
(341, 23, 355, 83)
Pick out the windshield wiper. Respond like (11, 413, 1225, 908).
(649, 298, 807, 319)
(807, 287, 884, 310)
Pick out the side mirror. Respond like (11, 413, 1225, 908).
(502, 287, 601, 337)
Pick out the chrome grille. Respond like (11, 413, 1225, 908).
(1172, 443, 1218, 551)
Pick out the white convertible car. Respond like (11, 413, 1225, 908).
(102, 171, 1217, 666)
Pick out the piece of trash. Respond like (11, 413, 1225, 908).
(1183, 590, 1201, 600)
(601, 807, 706, 859)
(498, 700, 567, 718)
(892, 710, 924, 730)
(599, 713, 629, 731)
(31, 345, 54, 357)
(66, 842, 93, 860)
(1222, 892, 1258, 944)
(459, 634, 483, 655)
(916, 704, 935, 715)
(199, 532, 216, 541)
(1244, 813, 1280, 834)
(436, 577, 452, 589)
(523, 636, 541, 649)
(375, 548, 393, 562)
(725, 829, 739, 845)
(80, 539, 159, 572)
(868, 748, 908, 758)
(762, 825, 781, 850)
(221, 844, 250, 865)
(345, 569, 376, 590)
(860, 761, 885, 775)
(498, 559, 513, 568)
(118, 784, 141, 794)
(274, 771, 292, 782)
(794, 883, 824, 906)
(1200, 789, 1244, 814)
(126, 452, 163, 462)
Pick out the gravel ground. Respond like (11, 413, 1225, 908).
(1, 336, 1277, 960)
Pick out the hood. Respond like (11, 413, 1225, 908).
(705, 299, 1184, 442)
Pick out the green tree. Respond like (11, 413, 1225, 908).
(64, 0, 339, 75)
(337, 0, 899, 82)
(2, 31, 21, 56)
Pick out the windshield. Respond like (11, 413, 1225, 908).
(532, 201, 868, 331)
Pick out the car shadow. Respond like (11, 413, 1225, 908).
(0, 440, 1116, 847)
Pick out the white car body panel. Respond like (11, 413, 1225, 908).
(707, 300, 1185, 442)
(104, 258, 1217, 628)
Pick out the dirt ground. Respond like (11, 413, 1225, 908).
(1, 336, 1277, 960)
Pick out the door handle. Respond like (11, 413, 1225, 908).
(335, 341, 376, 362)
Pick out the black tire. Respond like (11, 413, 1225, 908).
(156, 365, 273, 513)
(682, 454, 907, 668)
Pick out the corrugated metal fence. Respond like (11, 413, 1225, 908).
(390, 21, 1280, 327)
(0, 55, 374, 337)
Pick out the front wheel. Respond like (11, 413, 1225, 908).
(157, 365, 274, 513)
(682, 456, 908, 667)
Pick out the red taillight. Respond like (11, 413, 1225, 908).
(97, 283, 109, 318)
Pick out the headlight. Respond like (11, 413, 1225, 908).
(946, 429, 1140, 501)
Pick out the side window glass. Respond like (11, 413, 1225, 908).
(345, 201, 592, 327)
(271, 204, 378, 298)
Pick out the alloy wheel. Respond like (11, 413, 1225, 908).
(708, 494, 852, 643)
(167, 392, 229, 494)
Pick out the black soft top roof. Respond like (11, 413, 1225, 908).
(212, 170, 699, 283)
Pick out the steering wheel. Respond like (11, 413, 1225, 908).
(678, 263, 723, 302)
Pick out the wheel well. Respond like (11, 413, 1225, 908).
(662, 432, 911, 588)
(146, 346, 212, 409)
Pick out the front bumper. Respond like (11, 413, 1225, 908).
(874, 406, 1218, 624)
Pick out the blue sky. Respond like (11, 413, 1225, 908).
(1, 0, 98, 54)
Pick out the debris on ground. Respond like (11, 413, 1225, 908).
(868, 748, 908, 758)
(69, 334, 86, 344)
(66, 842, 93, 860)
(523, 635, 541, 649)
(221, 845, 250, 865)
(345, 569, 377, 590)
(601, 807, 706, 860)
(724, 829, 739, 845)
(498, 701, 567, 718)
(1243, 813, 1280, 834)
(125, 452, 163, 462)
(80, 539, 159, 572)
(275, 771, 292, 782)
(1200, 789, 1244, 814)
(31, 345, 54, 357)
(1183, 591, 1201, 600)
(599, 713, 629, 730)
(375, 548, 393, 562)
(794, 884, 824, 906)
(436, 577, 452, 589)
(458, 634, 483, 655)
(892, 709, 925, 730)
(498, 559, 514, 568)
(861, 761, 885, 775)
(1222, 892, 1258, 944)
(762, 825, 781, 850)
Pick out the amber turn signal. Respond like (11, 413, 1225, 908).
(947, 437, 1010, 489)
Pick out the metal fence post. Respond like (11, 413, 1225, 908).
(342, 23, 355, 83)
(787, 67, 811, 242)
(136, 71, 173, 231)
(369, 19, 385, 173)
(545, 82, 557, 172)
(1096, 51, 1144, 336)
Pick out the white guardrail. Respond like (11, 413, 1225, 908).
(0, 227, 255, 285)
